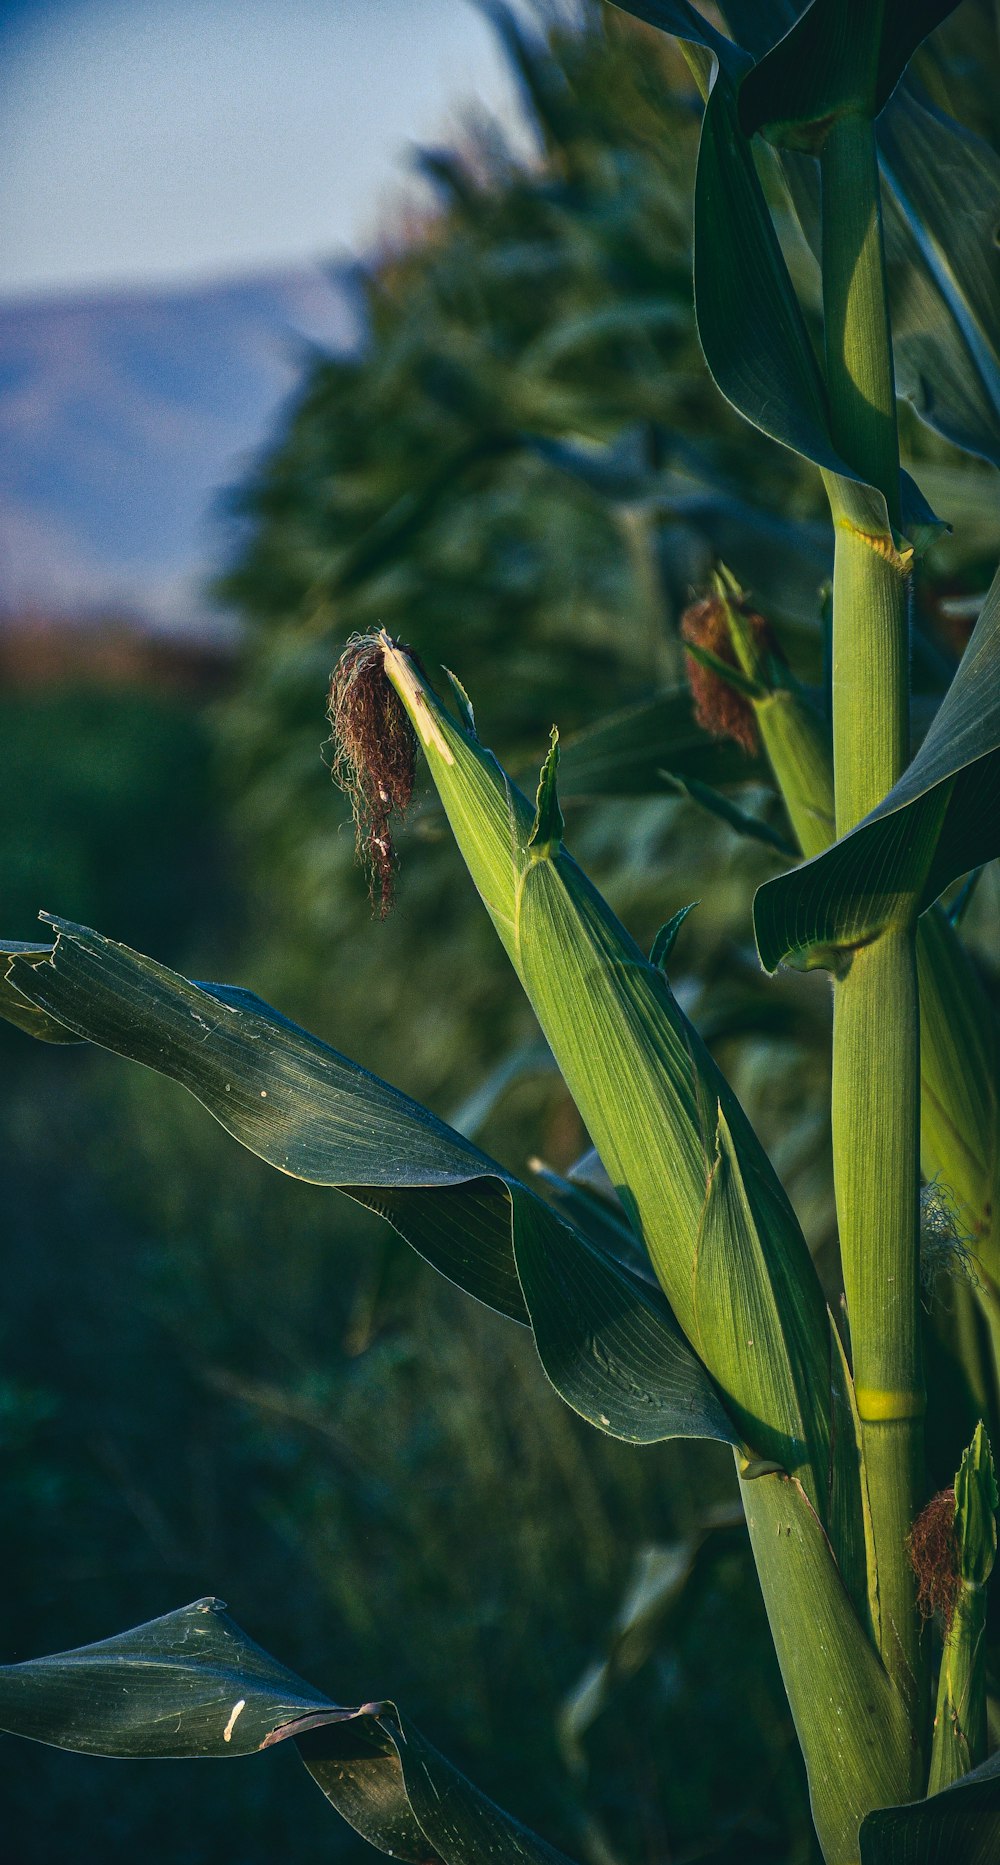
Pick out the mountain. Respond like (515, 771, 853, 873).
(0, 264, 362, 637)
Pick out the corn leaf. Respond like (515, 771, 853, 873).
(609, 3, 926, 542)
(859, 1752, 1000, 1864)
(718, 1, 1000, 466)
(660, 772, 797, 858)
(880, 87, 1000, 470)
(0, 919, 736, 1448)
(556, 689, 764, 796)
(0, 1598, 576, 1865)
(0, 943, 82, 1044)
(754, 564, 1000, 971)
(738, 0, 961, 150)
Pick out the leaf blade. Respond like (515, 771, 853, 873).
(0, 920, 735, 1447)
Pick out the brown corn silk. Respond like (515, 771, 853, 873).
(328, 635, 418, 916)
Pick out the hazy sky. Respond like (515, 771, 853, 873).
(0, 0, 529, 300)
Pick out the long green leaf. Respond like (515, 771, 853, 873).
(0, 919, 735, 1448)
(880, 86, 1000, 470)
(556, 688, 764, 796)
(859, 1752, 1000, 1865)
(0, 1598, 576, 1865)
(754, 564, 1000, 970)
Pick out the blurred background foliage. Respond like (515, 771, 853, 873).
(3, 3, 1000, 1860)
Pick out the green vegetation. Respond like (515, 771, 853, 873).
(2, 4, 1000, 1862)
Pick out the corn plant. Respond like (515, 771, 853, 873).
(1, 2, 1000, 1861)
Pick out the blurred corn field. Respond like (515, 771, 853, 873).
(2, 3, 999, 1861)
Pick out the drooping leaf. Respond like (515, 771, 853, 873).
(880, 86, 1000, 469)
(556, 688, 764, 797)
(610, 5, 942, 555)
(660, 772, 796, 858)
(0, 919, 736, 1448)
(607, 0, 737, 70)
(0, 1599, 577, 1865)
(610, 2, 916, 541)
(859, 1751, 1000, 1865)
(754, 564, 1000, 971)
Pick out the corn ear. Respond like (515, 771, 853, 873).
(713, 569, 836, 859)
(928, 1423, 997, 1794)
(381, 637, 834, 1513)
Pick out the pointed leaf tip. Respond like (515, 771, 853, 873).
(443, 666, 478, 739)
(529, 727, 564, 855)
(650, 903, 699, 972)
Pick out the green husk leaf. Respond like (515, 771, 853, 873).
(530, 728, 565, 855)
(649, 902, 698, 972)
(0, 920, 735, 1448)
(754, 562, 1000, 971)
(927, 1424, 997, 1795)
(443, 666, 478, 738)
(738, 0, 961, 152)
(955, 1421, 998, 1590)
(681, 640, 767, 701)
(0, 1599, 576, 1865)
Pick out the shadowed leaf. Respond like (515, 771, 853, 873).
(0, 919, 736, 1448)
(860, 1751, 1000, 1864)
(0, 1599, 577, 1865)
(754, 565, 1000, 970)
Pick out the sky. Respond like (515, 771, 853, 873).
(0, 0, 536, 631)
(0, 0, 529, 299)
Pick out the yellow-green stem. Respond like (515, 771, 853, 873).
(828, 523, 911, 837)
(832, 928, 924, 1711)
(820, 110, 924, 1716)
(821, 113, 900, 526)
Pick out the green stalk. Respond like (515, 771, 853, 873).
(820, 110, 924, 1727)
